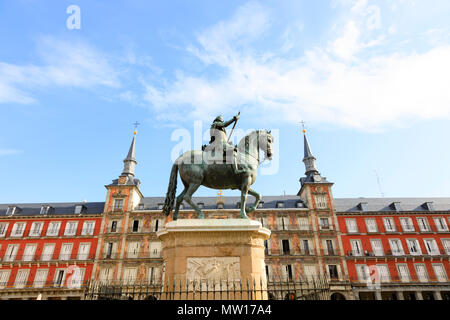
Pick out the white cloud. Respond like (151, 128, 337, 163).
(141, 1, 450, 131)
(0, 36, 120, 104)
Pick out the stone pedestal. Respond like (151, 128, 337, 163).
(156, 219, 271, 300)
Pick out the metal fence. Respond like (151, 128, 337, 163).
(84, 276, 331, 300)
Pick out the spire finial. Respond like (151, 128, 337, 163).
(300, 120, 306, 133)
(133, 121, 140, 135)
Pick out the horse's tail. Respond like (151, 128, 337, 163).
(162, 163, 178, 216)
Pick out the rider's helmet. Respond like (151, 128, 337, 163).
(214, 115, 224, 122)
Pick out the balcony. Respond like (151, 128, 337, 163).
(349, 275, 449, 284)
(0, 253, 96, 263)
(0, 280, 90, 290)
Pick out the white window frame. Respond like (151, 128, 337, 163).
(434, 217, 449, 232)
(33, 269, 49, 288)
(46, 221, 61, 236)
(432, 264, 447, 282)
(417, 217, 430, 232)
(356, 264, 370, 281)
(406, 239, 422, 255)
(383, 218, 396, 232)
(0, 222, 9, 237)
(4, 244, 20, 262)
(297, 217, 309, 230)
(377, 264, 390, 282)
(147, 266, 161, 284)
(113, 199, 124, 211)
(29, 222, 44, 237)
(68, 267, 85, 289)
(23, 244, 37, 262)
(77, 242, 91, 260)
(303, 265, 317, 280)
(99, 267, 113, 283)
(59, 243, 74, 261)
(370, 239, 384, 256)
(350, 239, 363, 256)
(424, 239, 440, 255)
(442, 239, 450, 255)
(319, 217, 331, 230)
(414, 264, 428, 282)
(123, 267, 138, 283)
(149, 241, 162, 258)
(365, 218, 378, 233)
(397, 264, 410, 282)
(127, 241, 140, 258)
(400, 217, 415, 232)
(346, 218, 358, 233)
(14, 269, 30, 288)
(314, 195, 328, 209)
(64, 221, 78, 236)
(41, 243, 55, 261)
(0, 270, 11, 289)
(11, 222, 26, 237)
(389, 239, 404, 256)
(53, 269, 67, 287)
(81, 221, 96, 235)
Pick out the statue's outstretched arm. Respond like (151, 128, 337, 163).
(221, 118, 236, 128)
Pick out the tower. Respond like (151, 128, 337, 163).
(95, 130, 144, 283)
(296, 128, 350, 297)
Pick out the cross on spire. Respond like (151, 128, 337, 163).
(133, 121, 140, 135)
(300, 120, 306, 133)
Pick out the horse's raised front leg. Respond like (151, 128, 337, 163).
(183, 183, 204, 219)
(245, 188, 261, 214)
(240, 176, 251, 219)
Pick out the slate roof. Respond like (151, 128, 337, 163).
(334, 197, 450, 213)
(0, 202, 105, 217)
(1, 196, 449, 216)
(138, 195, 306, 210)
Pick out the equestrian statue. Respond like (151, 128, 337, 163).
(162, 113, 274, 220)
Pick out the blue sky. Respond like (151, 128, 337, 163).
(1, 0, 450, 204)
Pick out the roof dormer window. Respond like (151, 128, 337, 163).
(390, 202, 402, 211)
(217, 203, 224, 209)
(74, 205, 86, 214)
(296, 201, 304, 208)
(6, 206, 17, 216)
(276, 201, 285, 208)
(357, 202, 368, 211)
(157, 203, 164, 210)
(257, 201, 264, 208)
(40, 205, 52, 215)
(422, 202, 434, 211)
(197, 203, 204, 209)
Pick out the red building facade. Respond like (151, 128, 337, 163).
(0, 202, 103, 300)
(337, 199, 450, 300)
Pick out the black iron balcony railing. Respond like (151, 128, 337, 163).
(0, 253, 96, 263)
(346, 249, 447, 258)
(0, 280, 90, 290)
(349, 275, 449, 284)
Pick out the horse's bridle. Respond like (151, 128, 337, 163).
(243, 130, 267, 164)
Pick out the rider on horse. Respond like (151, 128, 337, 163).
(208, 113, 245, 175)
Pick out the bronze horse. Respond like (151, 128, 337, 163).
(162, 129, 274, 220)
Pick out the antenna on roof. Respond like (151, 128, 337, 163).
(374, 170, 384, 198)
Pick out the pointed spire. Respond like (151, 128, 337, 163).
(304, 134, 314, 159)
(122, 132, 138, 177)
(302, 129, 319, 176)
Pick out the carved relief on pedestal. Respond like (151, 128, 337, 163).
(186, 257, 240, 283)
